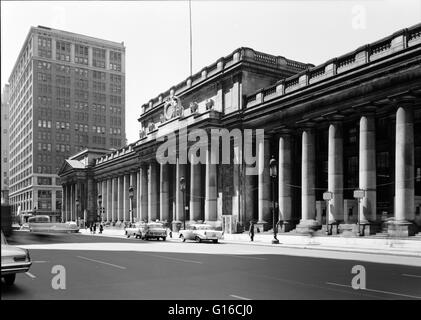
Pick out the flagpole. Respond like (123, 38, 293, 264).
(189, 0, 192, 76)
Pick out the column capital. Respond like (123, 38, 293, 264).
(388, 93, 416, 108)
(352, 103, 377, 116)
(324, 113, 345, 124)
(297, 121, 317, 133)
(272, 125, 294, 137)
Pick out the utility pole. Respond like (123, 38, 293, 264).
(189, 0, 193, 76)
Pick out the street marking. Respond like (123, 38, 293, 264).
(230, 294, 251, 300)
(141, 253, 202, 264)
(402, 274, 421, 279)
(77, 255, 127, 270)
(326, 282, 421, 299)
(25, 272, 36, 279)
(231, 255, 267, 260)
(253, 274, 388, 299)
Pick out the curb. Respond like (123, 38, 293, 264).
(77, 230, 421, 258)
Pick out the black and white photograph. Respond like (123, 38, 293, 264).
(1, 0, 421, 311)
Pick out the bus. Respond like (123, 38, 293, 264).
(28, 215, 79, 233)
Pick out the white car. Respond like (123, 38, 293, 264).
(179, 224, 223, 243)
(1, 230, 32, 285)
(124, 222, 146, 239)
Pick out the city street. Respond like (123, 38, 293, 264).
(2, 231, 421, 300)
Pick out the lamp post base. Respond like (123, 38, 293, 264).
(387, 220, 417, 237)
(271, 238, 280, 244)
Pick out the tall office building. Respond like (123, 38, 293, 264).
(1, 85, 10, 205)
(7, 26, 126, 218)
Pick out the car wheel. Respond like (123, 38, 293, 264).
(195, 236, 201, 243)
(4, 274, 16, 286)
(162, 237, 166, 241)
(213, 239, 218, 243)
(180, 235, 186, 242)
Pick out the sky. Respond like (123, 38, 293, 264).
(1, 0, 420, 144)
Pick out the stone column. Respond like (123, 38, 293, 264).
(244, 166, 256, 228)
(101, 180, 106, 222)
(87, 178, 95, 223)
(190, 154, 202, 222)
(160, 164, 169, 222)
(139, 166, 148, 222)
(123, 174, 130, 222)
(117, 176, 123, 222)
(67, 184, 71, 221)
(205, 145, 218, 223)
(112, 177, 117, 222)
(297, 127, 319, 232)
(62, 185, 66, 222)
(69, 184, 73, 221)
(148, 162, 159, 222)
(174, 159, 186, 229)
(107, 178, 112, 222)
(137, 171, 141, 221)
(328, 120, 344, 226)
(278, 133, 294, 232)
(358, 113, 377, 235)
(389, 103, 416, 236)
(74, 182, 79, 221)
(257, 136, 271, 231)
(232, 142, 242, 228)
(130, 172, 137, 221)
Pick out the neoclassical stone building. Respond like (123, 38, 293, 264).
(59, 23, 421, 236)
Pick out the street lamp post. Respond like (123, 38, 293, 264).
(323, 191, 333, 235)
(129, 186, 134, 223)
(75, 198, 80, 226)
(180, 176, 186, 231)
(354, 189, 365, 237)
(269, 155, 279, 244)
(97, 194, 102, 223)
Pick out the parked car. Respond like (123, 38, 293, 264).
(125, 222, 146, 239)
(179, 224, 223, 243)
(1, 230, 32, 285)
(142, 222, 167, 241)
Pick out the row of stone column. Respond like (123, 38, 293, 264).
(62, 183, 77, 221)
(95, 149, 219, 225)
(98, 172, 136, 222)
(273, 105, 415, 235)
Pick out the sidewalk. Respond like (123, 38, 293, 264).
(78, 227, 421, 258)
(221, 232, 421, 257)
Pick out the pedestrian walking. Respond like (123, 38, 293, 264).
(99, 223, 103, 234)
(93, 223, 97, 234)
(249, 221, 255, 242)
(89, 223, 93, 234)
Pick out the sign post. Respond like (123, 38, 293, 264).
(353, 189, 365, 236)
(323, 191, 333, 235)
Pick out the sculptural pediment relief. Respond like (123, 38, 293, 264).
(163, 96, 184, 120)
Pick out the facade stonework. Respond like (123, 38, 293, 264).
(7, 26, 126, 219)
(59, 24, 421, 236)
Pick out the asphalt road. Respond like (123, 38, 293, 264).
(2, 231, 421, 300)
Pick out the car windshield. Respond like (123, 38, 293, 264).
(1, 231, 7, 245)
(194, 225, 213, 230)
(148, 223, 163, 229)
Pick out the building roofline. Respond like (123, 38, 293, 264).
(8, 26, 125, 83)
(138, 47, 313, 116)
(33, 25, 125, 48)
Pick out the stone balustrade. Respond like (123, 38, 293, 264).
(95, 143, 136, 165)
(245, 23, 421, 109)
(138, 47, 311, 120)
